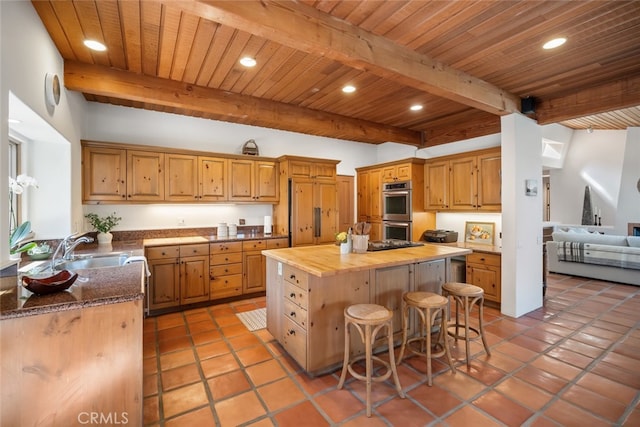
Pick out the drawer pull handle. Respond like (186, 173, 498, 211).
(290, 293, 296, 298)
(288, 329, 296, 336)
(290, 311, 296, 317)
(290, 274, 295, 279)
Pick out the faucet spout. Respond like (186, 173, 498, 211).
(50, 233, 95, 270)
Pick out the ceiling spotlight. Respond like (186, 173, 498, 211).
(83, 39, 107, 51)
(239, 57, 257, 67)
(543, 37, 566, 50)
(587, 126, 594, 134)
(342, 85, 356, 94)
(410, 104, 423, 111)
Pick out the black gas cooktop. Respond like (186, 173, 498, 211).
(367, 239, 424, 251)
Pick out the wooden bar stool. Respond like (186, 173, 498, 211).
(442, 282, 491, 367)
(337, 303, 404, 417)
(397, 292, 456, 386)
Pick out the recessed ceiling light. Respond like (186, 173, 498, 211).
(543, 37, 566, 50)
(84, 39, 107, 51)
(240, 57, 257, 67)
(342, 85, 356, 93)
(410, 104, 423, 111)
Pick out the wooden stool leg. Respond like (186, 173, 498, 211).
(441, 305, 456, 375)
(365, 324, 373, 417)
(386, 321, 405, 398)
(425, 307, 433, 386)
(397, 303, 409, 364)
(464, 296, 472, 367)
(337, 319, 350, 389)
(478, 297, 491, 355)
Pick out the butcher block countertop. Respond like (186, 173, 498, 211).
(262, 243, 471, 277)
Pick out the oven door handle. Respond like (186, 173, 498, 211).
(383, 190, 410, 196)
(384, 221, 411, 227)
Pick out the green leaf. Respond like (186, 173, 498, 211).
(9, 221, 31, 248)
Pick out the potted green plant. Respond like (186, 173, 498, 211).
(85, 212, 122, 245)
(9, 221, 37, 259)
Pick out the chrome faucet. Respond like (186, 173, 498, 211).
(50, 233, 94, 269)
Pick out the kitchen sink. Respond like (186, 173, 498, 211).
(54, 252, 134, 271)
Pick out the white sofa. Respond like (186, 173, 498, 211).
(546, 230, 640, 286)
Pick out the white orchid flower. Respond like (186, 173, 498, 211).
(16, 174, 38, 188)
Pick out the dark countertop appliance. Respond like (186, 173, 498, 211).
(422, 230, 458, 243)
(367, 239, 424, 251)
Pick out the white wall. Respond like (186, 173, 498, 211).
(549, 129, 627, 233)
(1, 1, 85, 265)
(616, 127, 640, 234)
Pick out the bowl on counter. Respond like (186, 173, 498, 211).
(22, 270, 78, 295)
(27, 243, 52, 261)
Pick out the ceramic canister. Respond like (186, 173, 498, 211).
(228, 223, 237, 236)
(218, 222, 228, 237)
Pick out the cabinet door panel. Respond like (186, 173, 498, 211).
(449, 156, 476, 209)
(243, 251, 266, 293)
(199, 157, 226, 201)
(477, 153, 501, 210)
(290, 179, 315, 246)
(149, 258, 180, 310)
(255, 161, 278, 202)
(466, 265, 500, 300)
(181, 255, 210, 304)
(369, 169, 382, 220)
(413, 259, 445, 294)
(357, 171, 370, 222)
(228, 159, 254, 201)
(83, 147, 127, 202)
(316, 181, 338, 244)
(165, 154, 198, 202)
(372, 265, 410, 338)
(425, 160, 449, 210)
(127, 150, 164, 201)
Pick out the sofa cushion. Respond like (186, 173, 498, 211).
(552, 231, 628, 246)
(628, 236, 640, 247)
(556, 241, 640, 270)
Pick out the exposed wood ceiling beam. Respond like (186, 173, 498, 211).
(423, 110, 501, 147)
(63, 60, 423, 146)
(536, 75, 640, 125)
(175, 0, 521, 116)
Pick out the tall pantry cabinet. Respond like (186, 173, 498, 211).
(273, 156, 340, 247)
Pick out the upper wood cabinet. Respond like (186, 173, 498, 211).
(165, 154, 227, 202)
(424, 148, 501, 212)
(381, 163, 411, 183)
(356, 168, 383, 241)
(126, 150, 165, 202)
(82, 141, 276, 204)
(83, 146, 127, 202)
(288, 159, 337, 181)
(228, 159, 278, 202)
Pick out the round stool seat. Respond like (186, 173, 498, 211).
(404, 291, 448, 308)
(443, 282, 484, 297)
(346, 303, 392, 323)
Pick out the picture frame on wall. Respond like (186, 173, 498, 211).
(464, 221, 495, 245)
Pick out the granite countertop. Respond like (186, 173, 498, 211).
(262, 243, 471, 277)
(1, 233, 287, 320)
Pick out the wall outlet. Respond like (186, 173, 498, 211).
(239, 218, 246, 225)
(177, 217, 185, 226)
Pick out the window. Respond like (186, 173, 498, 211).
(8, 140, 20, 231)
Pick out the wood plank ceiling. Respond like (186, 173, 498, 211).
(32, 0, 640, 146)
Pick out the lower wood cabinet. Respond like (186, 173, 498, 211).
(147, 243, 210, 311)
(465, 252, 501, 303)
(243, 240, 268, 293)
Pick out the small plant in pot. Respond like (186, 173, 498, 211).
(85, 212, 122, 245)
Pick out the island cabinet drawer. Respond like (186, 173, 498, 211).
(211, 263, 243, 277)
(467, 252, 501, 267)
(210, 274, 242, 299)
(284, 281, 308, 309)
(146, 245, 180, 260)
(283, 298, 308, 329)
(283, 265, 308, 290)
(210, 241, 243, 254)
(267, 238, 289, 249)
(282, 317, 307, 368)
(243, 240, 267, 251)
(180, 244, 209, 257)
(210, 252, 243, 265)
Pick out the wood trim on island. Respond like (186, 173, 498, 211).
(263, 244, 471, 375)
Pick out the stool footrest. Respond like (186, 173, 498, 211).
(347, 355, 393, 383)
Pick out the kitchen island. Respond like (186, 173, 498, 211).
(262, 243, 471, 375)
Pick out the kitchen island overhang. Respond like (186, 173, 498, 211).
(262, 243, 471, 376)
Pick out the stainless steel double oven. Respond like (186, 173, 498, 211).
(382, 181, 412, 241)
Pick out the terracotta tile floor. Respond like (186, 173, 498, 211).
(143, 274, 640, 426)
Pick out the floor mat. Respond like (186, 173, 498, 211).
(235, 308, 267, 331)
